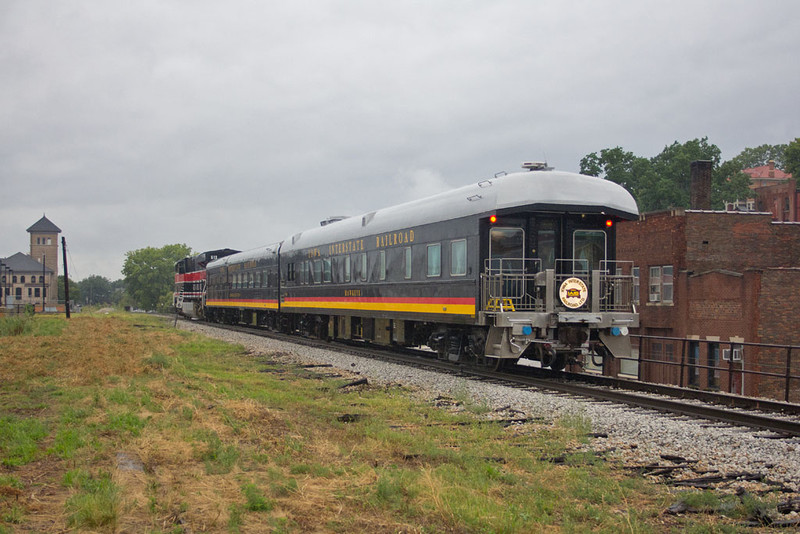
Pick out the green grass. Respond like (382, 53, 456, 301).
(64, 470, 120, 529)
(0, 416, 48, 466)
(0, 314, 67, 337)
(0, 314, 762, 532)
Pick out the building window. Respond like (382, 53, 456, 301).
(688, 341, 700, 387)
(34, 288, 40, 298)
(648, 265, 673, 304)
(632, 267, 640, 304)
(403, 247, 412, 280)
(662, 266, 673, 302)
(708, 343, 720, 390)
(648, 267, 661, 302)
(427, 244, 441, 277)
(450, 239, 467, 276)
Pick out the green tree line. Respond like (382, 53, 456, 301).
(580, 137, 799, 213)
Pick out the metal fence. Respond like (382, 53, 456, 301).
(611, 335, 800, 403)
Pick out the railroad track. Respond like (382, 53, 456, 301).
(181, 318, 800, 438)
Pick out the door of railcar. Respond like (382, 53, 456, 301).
(482, 214, 613, 308)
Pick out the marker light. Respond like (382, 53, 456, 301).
(605, 219, 613, 228)
(489, 215, 497, 223)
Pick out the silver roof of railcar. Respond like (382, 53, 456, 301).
(281, 169, 638, 253)
(206, 243, 280, 270)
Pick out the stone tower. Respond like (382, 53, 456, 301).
(27, 215, 61, 307)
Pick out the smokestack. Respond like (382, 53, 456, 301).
(690, 160, 712, 210)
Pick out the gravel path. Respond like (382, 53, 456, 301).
(178, 321, 800, 494)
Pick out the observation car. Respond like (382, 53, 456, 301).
(197, 163, 640, 369)
(174, 248, 238, 318)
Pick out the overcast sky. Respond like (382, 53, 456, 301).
(2, 1, 798, 281)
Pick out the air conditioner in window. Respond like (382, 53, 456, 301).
(722, 348, 743, 361)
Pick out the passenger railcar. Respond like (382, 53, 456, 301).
(174, 248, 238, 318)
(199, 163, 640, 369)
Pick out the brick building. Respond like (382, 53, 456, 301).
(616, 208, 800, 400)
(1, 215, 61, 312)
(726, 160, 797, 222)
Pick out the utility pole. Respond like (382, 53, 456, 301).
(42, 254, 46, 313)
(62, 237, 70, 319)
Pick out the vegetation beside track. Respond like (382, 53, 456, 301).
(0, 312, 780, 532)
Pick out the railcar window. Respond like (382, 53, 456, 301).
(489, 227, 524, 272)
(314, 259, 323, 284)
(404, 247, 412, 279)
(536, 221, 557, 271)
(324, 258, 332, 283)
(379, 251, 386, 281)
(344, 255, 351, 282)
(358, 253, 367, 282)
(427, 243, 441, 277)
(573, 230, 606, 273)
(249, 273, 254, 288)
(450, 239, 467, 276)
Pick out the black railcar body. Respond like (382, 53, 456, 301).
(188, 164, 640, 368)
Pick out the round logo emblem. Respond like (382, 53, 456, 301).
(559, 277, 588, 309)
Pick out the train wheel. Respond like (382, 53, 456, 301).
(550, 352, 567, 371)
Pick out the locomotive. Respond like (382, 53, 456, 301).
(174, 248, 238, 318)
(176, 163, 639, 369)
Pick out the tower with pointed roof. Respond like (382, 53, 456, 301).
(27, 215, 61, 308)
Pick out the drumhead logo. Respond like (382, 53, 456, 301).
(559, 277, 588, 309)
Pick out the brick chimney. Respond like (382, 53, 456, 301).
(690, 160, 712, 210)
(768, 159, 775, 178)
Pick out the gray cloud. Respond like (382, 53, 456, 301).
(2, 0, 798, 280)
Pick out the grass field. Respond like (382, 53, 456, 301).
(0, 312, 775, 532)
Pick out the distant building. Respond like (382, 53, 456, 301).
(744, 159, 792, 188)
(725, 160, 798, 222)
(1, 215, 61, 311)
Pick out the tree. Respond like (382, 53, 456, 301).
(580, 137, 752, 213)
(58, 276, 82, 304)
(579, 147, 653, 201)
(77, 275, 114, 305)
(731, 143, 787, 170)
(122, 244, 191, 311)
(784, 138, 800, 179)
